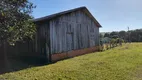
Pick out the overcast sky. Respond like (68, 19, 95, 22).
(30, 0, 142, 32)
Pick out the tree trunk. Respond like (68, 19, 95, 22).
(0, 40, 9, 74)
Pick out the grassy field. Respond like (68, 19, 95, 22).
(0, 43, 142, 80)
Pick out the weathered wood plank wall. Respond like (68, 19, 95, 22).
(35, 21, 51, 61)
(49, 10, 99, 54)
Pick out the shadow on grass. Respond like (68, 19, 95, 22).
(0, 56, 49, 75)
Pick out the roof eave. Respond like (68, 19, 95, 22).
(33, 7, 102, 28)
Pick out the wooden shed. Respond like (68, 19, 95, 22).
(33, 6, 102, 62)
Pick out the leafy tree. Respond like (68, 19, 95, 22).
(0, 0, 36, 44)
(110, 31, 119, 38)
(99, 33, 104, 39)
(119, 31, 126, 39)
(104, 33, 110, 38)
(111, 35, 119, 39)
(0, 0, 36, 72)
(130, 31, 137, 42)
(110, 39, 115, 48)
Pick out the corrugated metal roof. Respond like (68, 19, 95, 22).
(33, 6, 102, 27)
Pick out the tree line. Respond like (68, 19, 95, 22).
(100, 29, 142, 42)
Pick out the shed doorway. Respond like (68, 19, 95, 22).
(66, 24, 74, 51)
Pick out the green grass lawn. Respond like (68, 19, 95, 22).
(1, 43, 142, 80)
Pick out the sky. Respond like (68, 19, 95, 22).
(30, 0, 142, 32)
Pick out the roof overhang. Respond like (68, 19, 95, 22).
(33, 7, 102, 28)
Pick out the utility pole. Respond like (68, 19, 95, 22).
(128, 27, 130, 43)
